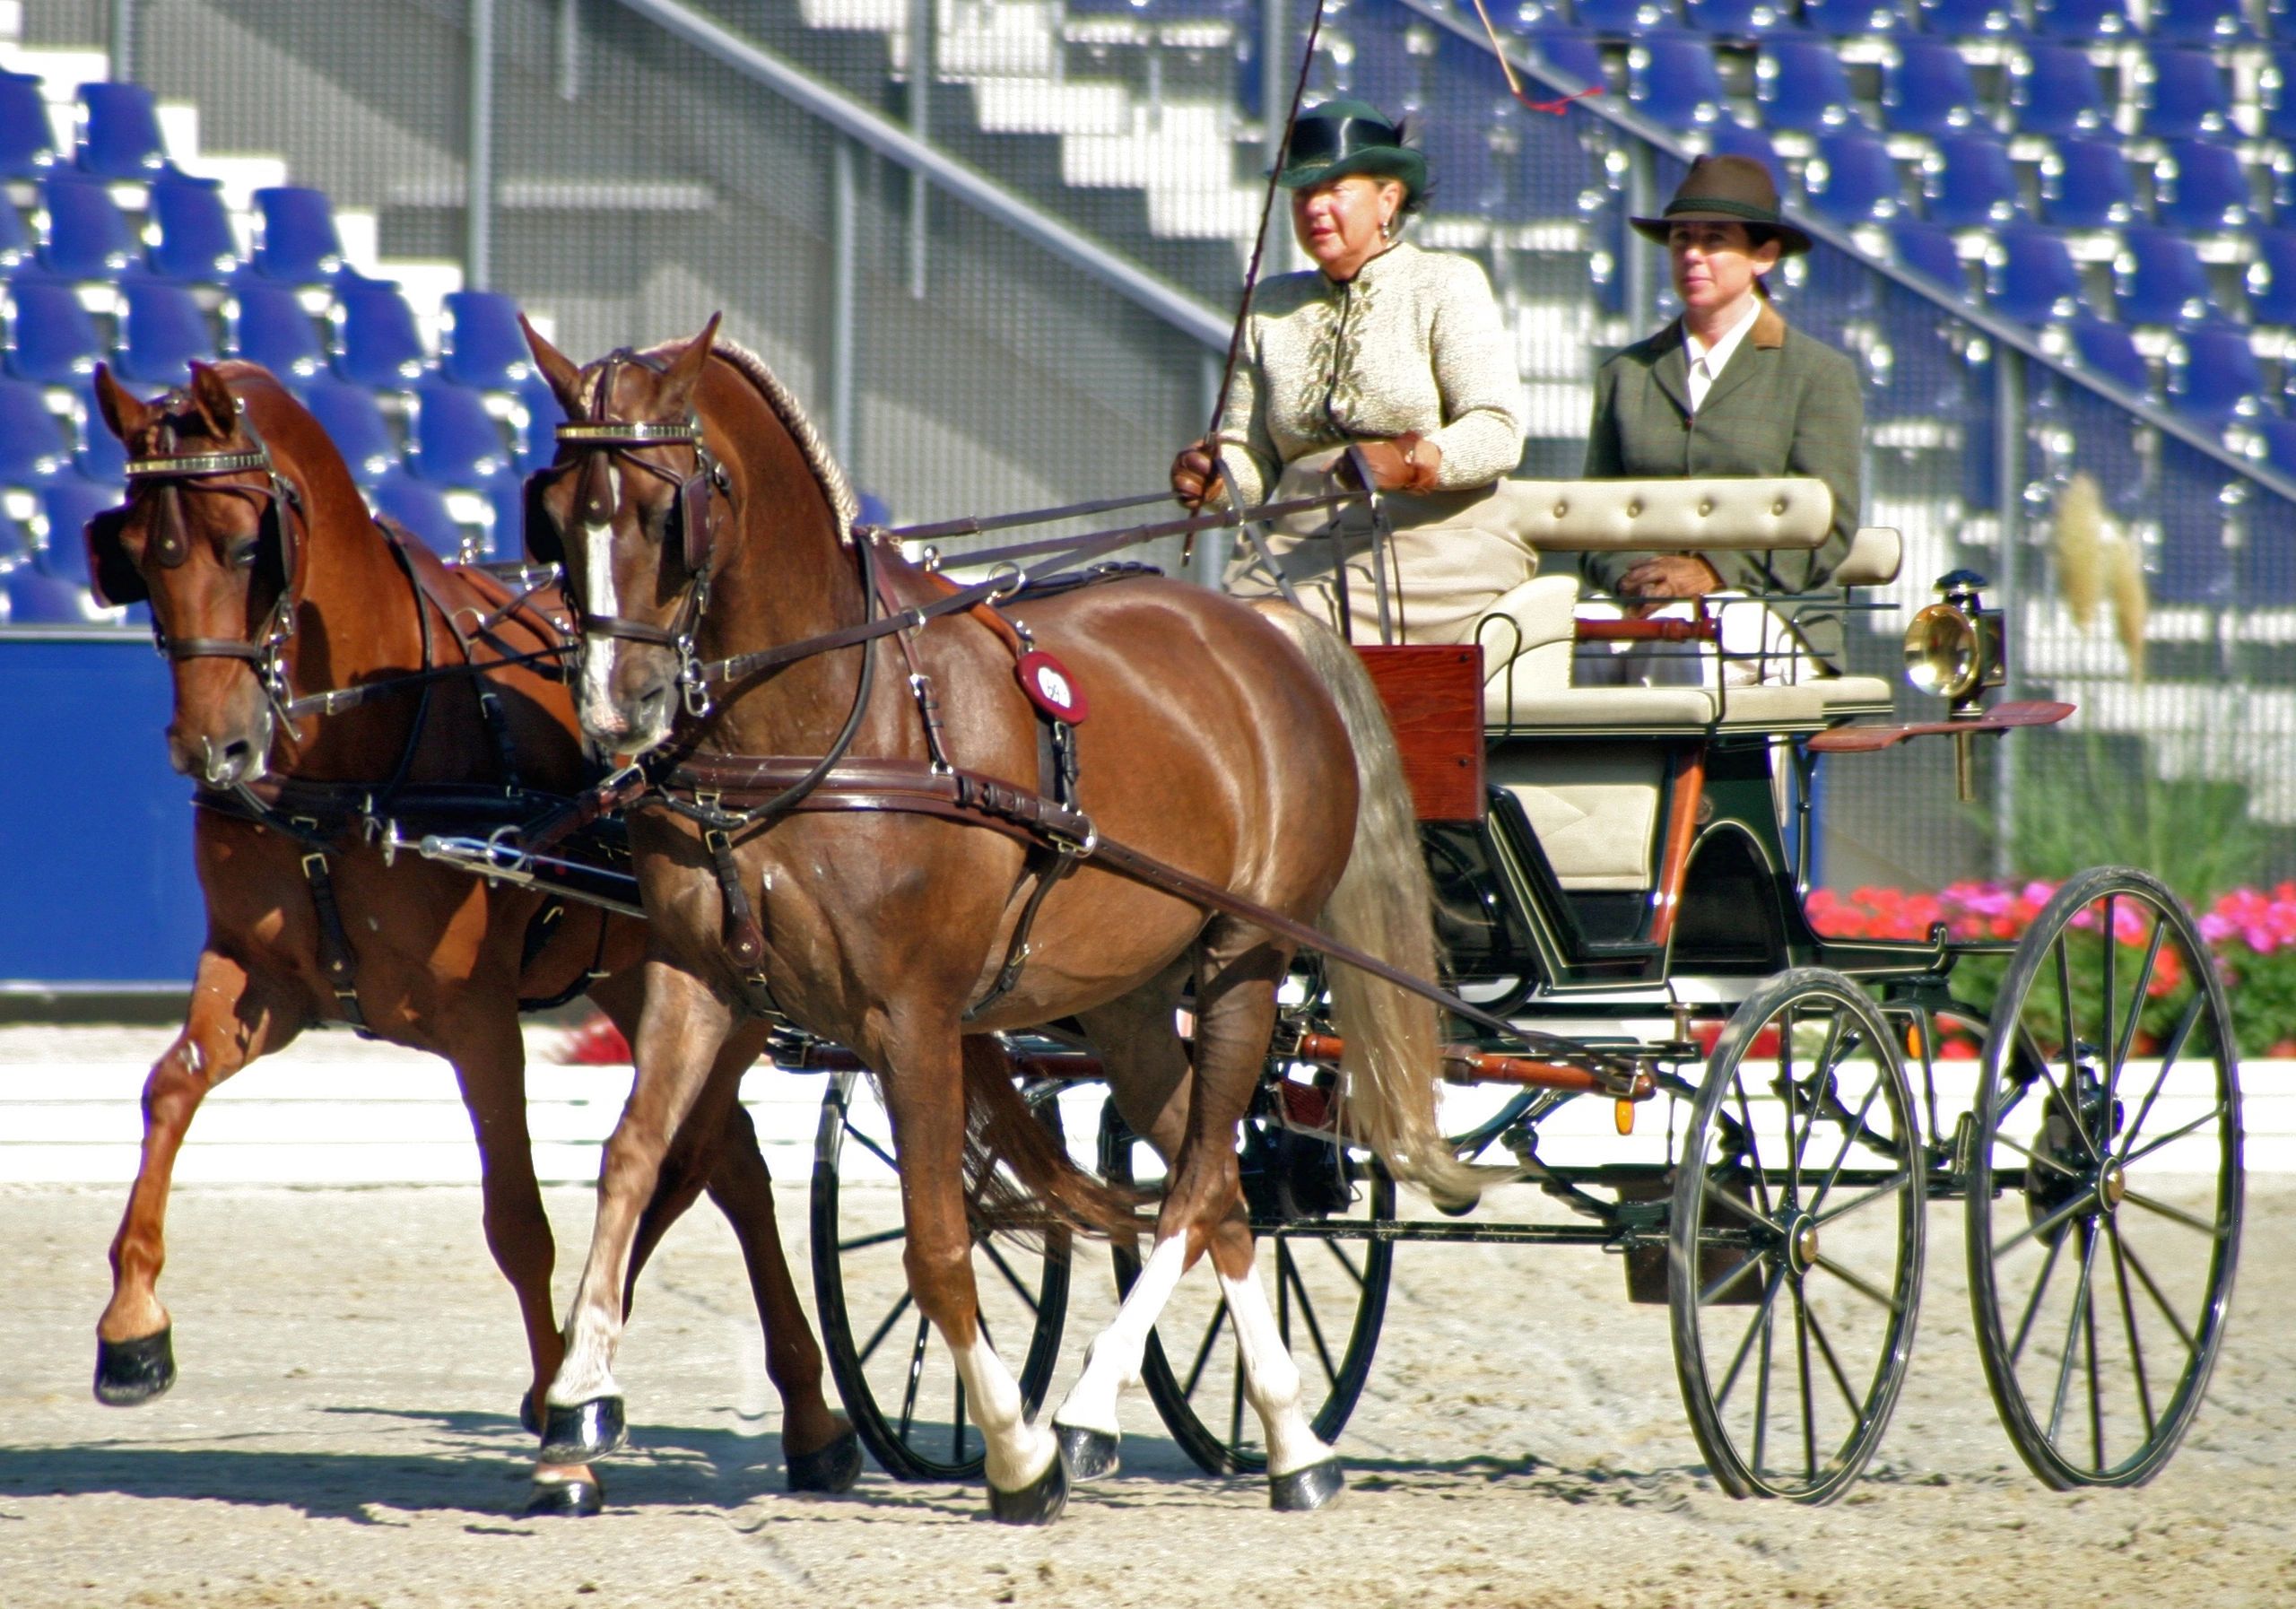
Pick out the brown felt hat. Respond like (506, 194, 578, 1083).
(1631, 154, 1812, 257)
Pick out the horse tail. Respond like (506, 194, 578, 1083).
(1255, 604, 1501, 1209)
(959, 1037, 1149, 1240)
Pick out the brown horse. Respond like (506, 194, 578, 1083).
(86, 360, 858, 1516)
(519, 319, 1483, 1522)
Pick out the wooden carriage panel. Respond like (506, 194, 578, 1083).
(1353, 645, 1485, 823)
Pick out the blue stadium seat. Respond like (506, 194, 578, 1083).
(6, 565, 89, 622)
(1758, 39, 1869, 134)
(2010, 45, 2110, 137)
(333, 283, 430, 388)
(1990, 227, 2085, 324)
(2139, 48, 2232, 141)
(1924, 135, 2022, 228)
(2039, 136, 2138, 229)
(1801, 0, 1909, 31)
(1919, 0, 2019, 39)
(0, 202, 31, 275)
(1883, 42, 1987, 138)
(0, 377, 72, 484)
(228, 283, 327, 382)
(442, 292, 535, 390)
(1632, 37, 1732, 129)
(2153, 139, 2255, 233)
(407, 379, 512, 485)
(2118, 228, 2214, 326)
(1525, 29, 1607, 91)
(2248, 229, 2296, 326)
(2031, 0, 2134, 37)
(0, 69, 58, 179)
(298, 378, 399, 485)
(4, 277, 104, 382)
(512, 373, 567, 474)
(1889, 219, 1970, 290)
(37, 173, 138, 281)
(2066, 315, 2149, 392)
(69, 381, 127, 481)
(1576, 0, 1678, 32)
(2170, 326, 2269, 423)
(2149, 0, 2252, 43)
(1806, 131, 1902, 222)
(1683, 0, 1795, 33)
(371, 472, 465, 558)
(251, 187, 348, 284)
(35, 477, 123, 585)
(75, 82, 168, 180)
(2266, 49, 2296, 145)
(146, 173, 240, 283)
(2254, 419, 2296, 477)
(1707, 122, 1786, 166)
(116, 281, 216, 385)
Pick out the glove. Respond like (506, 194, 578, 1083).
(1170, 439, 1221, 510)
(1343, 431, 1443, 496)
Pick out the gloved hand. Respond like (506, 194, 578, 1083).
(1343, 431, 1443, 496)
(1170, 439, 1221, 510)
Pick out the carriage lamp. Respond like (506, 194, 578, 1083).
(1902, 570, 2007, 801)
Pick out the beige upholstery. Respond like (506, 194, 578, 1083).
(1833, 526, 1903, 587)
(1815, 675, 1897, 717)
(1492, 744, 1664, 892)
(1480, 476, 1831, 552)
(1473, 574, 1578, 692)
(1485, 682, 1831, 735)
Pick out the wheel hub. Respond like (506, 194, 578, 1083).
(2099, 1158, 2126, 1209)
(1784, 1211, 1821, 1275)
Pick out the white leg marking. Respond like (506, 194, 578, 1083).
(578, 465, 623, 726)
(548, 1300, 624, 1406)
(947, 1335, 1057, 1492)
(1053, 1233, 1191, 1440)
(1220, 1259, 1332, 1477)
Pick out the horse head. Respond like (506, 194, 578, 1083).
(521, 312, 723, 761)
(91, 361, 311, 787)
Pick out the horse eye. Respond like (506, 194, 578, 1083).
(227, 536, 260, 570)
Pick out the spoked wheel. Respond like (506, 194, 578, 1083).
(1968, 865, 2243, 1489)
(1671, 968, 1926, 1502)
(1099, 1093, 1394, 1475)
(811, 1067, 1072, 1481)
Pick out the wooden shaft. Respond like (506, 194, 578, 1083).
(1648, 743, 1709, 950)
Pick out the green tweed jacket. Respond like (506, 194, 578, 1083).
(1579, 301, 1864, 667)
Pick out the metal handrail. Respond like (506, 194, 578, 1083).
(609, 0, 1231, 349)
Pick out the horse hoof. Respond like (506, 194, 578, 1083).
(525, 1475, 604, 1518)
(1269, 1458, 1345, 1512)
(986, 1455, 1069, 1526)
(93, 1327, 176, 1406)
(537, 1397, 627, 1465)
(1056, 1423, 1119, 1481)
(518, 1394, 543, 1438)
(786, 1427, 864, 1493)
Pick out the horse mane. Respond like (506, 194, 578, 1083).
(630, 335, 857, 546)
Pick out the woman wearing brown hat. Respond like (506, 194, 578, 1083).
(1581, 153, 1863, 675)
(1170, 99, 1533, 645)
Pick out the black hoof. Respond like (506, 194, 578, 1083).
(986, 1454, 1069, 1526)
(525, 1475, 604, 1518)
(537, 1396, 626, 1465)
(1269, 1457, 1345, 1512)
(518, 1393, 543, 1438)
(1056, 1423, 1120, 1481)
(93, 1327, 176, 1406)
(786, 1426, 864, 1493)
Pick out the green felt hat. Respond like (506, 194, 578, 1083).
(1274, 99, 1426, 200)
(1631, 154, 1813, 256)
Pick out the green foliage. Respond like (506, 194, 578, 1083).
(1993, 735, 2267, 904)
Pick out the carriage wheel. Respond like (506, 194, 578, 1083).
(1967, 866, 2242, 1489)
(811, 1067, 1072, 1482)
(1099, 1096, 1394, 1476)
(1671, 968, 1926, 1503)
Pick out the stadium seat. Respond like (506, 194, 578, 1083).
(0, 69, 58, 179)
(512, 373, 567, 474)
(333, 283, 430, 388)
(0, 202, 30, 275)
(37, 173, 138, 281)
(2031, 0, 2133, 38)
(1758, 39, 1869, 134)
(407, 379, 512, 485)
(1707, 122, 1787, 166)
(2265, 50, 2296, 145)
(227, 283, 327, 381)
(1989, 227, 2086, 325)
(2039, 136, 2138, 229)
(2254, 418, 2296, 477)
(0, 377, 73, 484)
(1575, 0, 1678, 32)
(1806, 131, 1902, 222)
(34, 477, 124, 585)
(4, 277, 105, 383)
(1682, 0, 1795, 33)
(2248, 229, 2296, 326)
(146, 172, 240, 283)
(69, 381, 127, 481)
(116, 281, 217, 385)
(2010, 45, 2111, 138)
(1883, 42, 1988, 138)
(1919, 0, 2019, 39)
(2153, 140, 2255, 234)
(2170, 326, 2269, 423)
(6, 565, 90, 622)
(2118, 228, 2216, 326)
(371, 472, 465, 558)
(250, 186, 348, 284)
(1631, 38, 1733, 130)
(2066, 315, 2150, 393)
(2138, 48, 2233, 142)
(1801, 0, 1909, 32)
(1924, 135, 2022, 228)
(1889, 219, 1969, 290)
(1525, 29, 1607, 91)
(297, 378, 399, 485)
(2149, 0, 2252, 44)
(75, 83, 168, 180)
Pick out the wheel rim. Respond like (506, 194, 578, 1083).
(1671, 969, 1926, 1503)
(1968, 867, 2244, 1488)
(811, 1069, 1072, 1482)
(1100, 1099, 1393, 1476)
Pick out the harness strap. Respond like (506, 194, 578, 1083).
(295, 839, 369, 1031)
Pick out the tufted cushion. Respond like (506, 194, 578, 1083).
(1480, 476, 1832, 552)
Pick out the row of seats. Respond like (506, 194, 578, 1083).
(11, 170, 400, 291)
(1509, 0, 2278, 39)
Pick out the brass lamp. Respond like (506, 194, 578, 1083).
(1902, 570, 2005, 799)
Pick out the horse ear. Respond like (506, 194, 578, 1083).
(657, 312, 720, 414)
(520, 313, 588, 416)
(91, 363, 145, 444)
(186, 361, 238, 439)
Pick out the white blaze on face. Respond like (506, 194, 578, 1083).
(578, 465, 623, 726)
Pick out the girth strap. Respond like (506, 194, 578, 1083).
(296, 841, 369, 1031)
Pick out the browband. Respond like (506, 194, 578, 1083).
(125, 449, 274, 479)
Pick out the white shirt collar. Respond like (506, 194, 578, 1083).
(1683, 298, 1764, 410)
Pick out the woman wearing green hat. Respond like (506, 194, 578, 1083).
(1579, 153, 1863, 676)
(1170, 99, 1533, 645)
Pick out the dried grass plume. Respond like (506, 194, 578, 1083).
(2054, 473, 2104, 630)
(2108, 533, 2149, 685)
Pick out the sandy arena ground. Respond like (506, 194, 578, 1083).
(0, 1174, 2289, 1609)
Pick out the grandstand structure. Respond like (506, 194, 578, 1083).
(4, 0, 2295, 896)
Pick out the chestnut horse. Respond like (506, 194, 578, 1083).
(86, 361, 857, 1515)
(519, 319, 1483, 1522)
